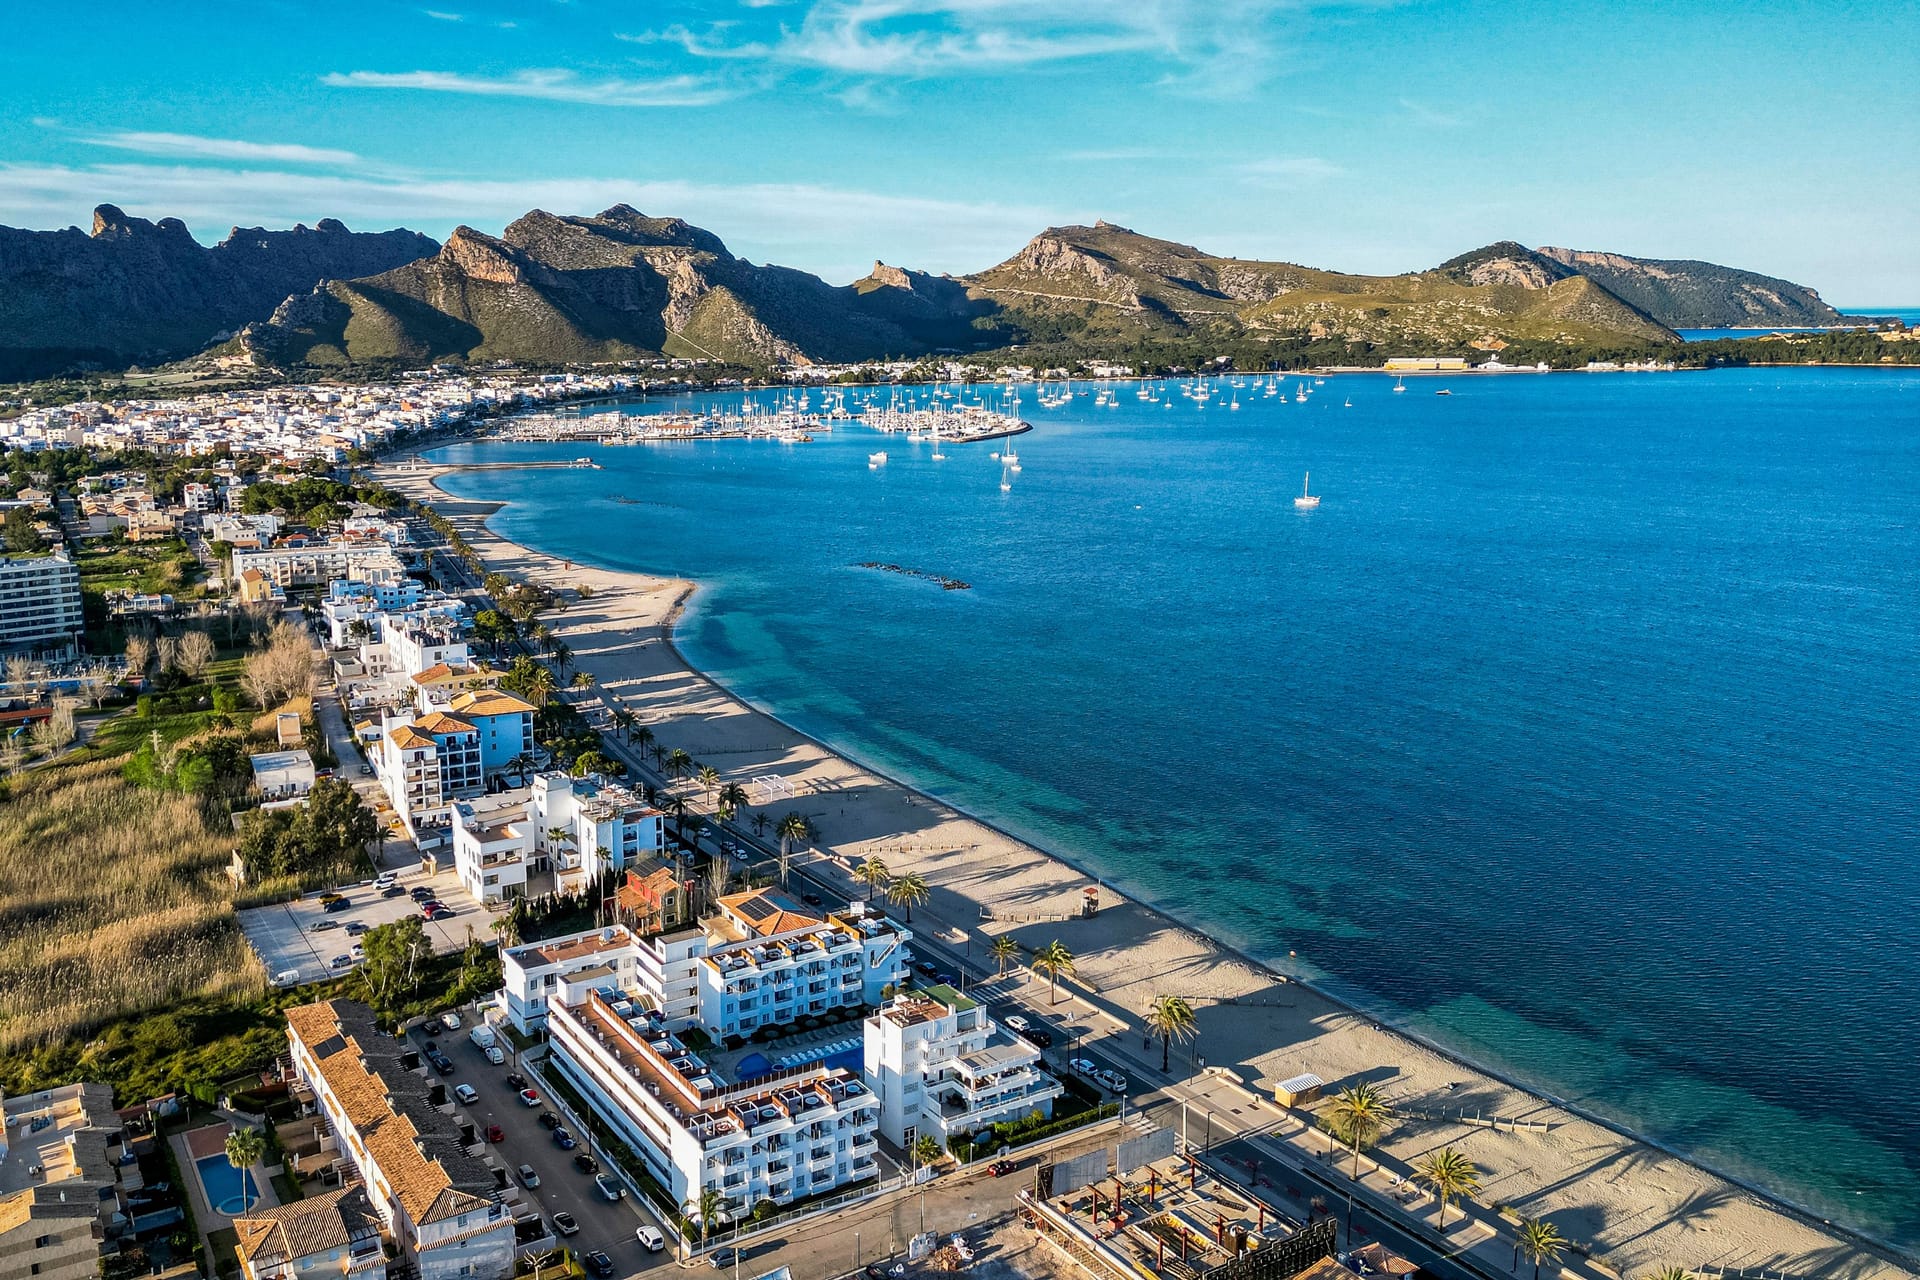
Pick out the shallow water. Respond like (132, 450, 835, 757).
(435, 367, 1920, 1246)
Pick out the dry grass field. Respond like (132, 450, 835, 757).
(0, 756, 264, 1055)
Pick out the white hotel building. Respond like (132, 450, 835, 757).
(863, 987, 1063, 1148)
(546, 989, 881, 1214)
(496, 891, 910, 1043)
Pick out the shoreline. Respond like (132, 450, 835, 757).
(381, 448, 1919, 1279)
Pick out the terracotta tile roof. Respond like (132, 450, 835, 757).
(233, 1185, 380, 1265)
(412, 712, 476, 736)
(285, 1000, 501, 1229)
(447, 691, 536, 717)
(388, 725, 434, 751)
(719, 888, 824, 937)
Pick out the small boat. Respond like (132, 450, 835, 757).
(1002, 444, 1021, 470)
(869, 451, 888, 468)
(1435, 389, 1452, 397)
(1392, 376, 1407, 393)
(999, 464, 1012, 493)
(1343, 398, 1352, 408)
(1293, 472, 1320, 509)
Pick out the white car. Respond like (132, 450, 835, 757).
(483, 1044, 505, 1064)
(440, 1011, 461, 1030)
(1068, 1058, 1096, 1076)
(634, 1224, 666, 1251)
(453, 1083, 478, 1105)
(1098, 1071, 1129, 1093)
(1003, 1015, 1029, 1033)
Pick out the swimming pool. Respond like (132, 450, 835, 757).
(737, 1041, 865, 1081)
(195, 1153, 262, 1216)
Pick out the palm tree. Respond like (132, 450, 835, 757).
(1324, 1083, 1394, 1180)
(223, 1126, 265, 1212)
(887, 871, 930, 922)
(549, 639, 574, 676)
(912, 1134, 942, 1171)
(697, 765, 721, 804)
(1144, 994, 1199, 1073)
(1413, 1146, 1480, 1230)
(750, 811, 770, 837)
(631, 724, 656, 757)
(685, 1187, 726, 1246)
(1030, 940, 1075, 1004)
(856, 856, 891, 902)
(665, 748, 692, 784)
(717, 781, 748, 820)
(989, 935, 1019, 977)
(1517, 1218, 1567, 1280)
(775, 812, 813, 887)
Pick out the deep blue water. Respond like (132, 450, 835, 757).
(434, 368, 1920, 1247)
(1677, 305, 1920, 340)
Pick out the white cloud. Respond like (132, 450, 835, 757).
(0, 161, 1058, 282)
(84, 131, 360, 166)
(616, 25, 769, 59)
(424, 9, 464, 21)
(321, 68, 738, 108)
(1232, 155, 1341, 187)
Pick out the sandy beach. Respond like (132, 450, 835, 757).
(381, 452, 1916, 1280)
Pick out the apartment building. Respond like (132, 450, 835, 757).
(696, 891, 911, 1044)
(863, 988, 1062, 1148)
(377, 714, 481, 854)
(232, 539, 407, 590)
(528, 771, 664, 893)
(449, 792, 533, 905)
(285, 1001, 515, 1280)
(0, 1084, 127, 1280)
(546, 989, 881, 1215)
(0, 550, 85, 661)
(232, 1185, 387, 1280)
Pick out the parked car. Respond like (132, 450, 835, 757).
(323, 897, 352, 914)
(453, 1083, 478, 1105)
(482, 1044, 505, 1065)
(518, 1088, 541, 1107)
(349, 943, 365, 960)
(552, 1211, 580, 1237)
(310, 920, 341, 933)
(426, 1050, 454, 1075)
(1026, 1028, 1054, 1048)
(516, 1163, 540, 1189)
(504, 1073, 530, 1091)
(410, 886, 435, 901)
(709, 1248, 741, 1269)
(381, 886, 407, 899)
(330, 954, 353, 970)
(595, 1173, 624, 1201)
(422, 1020, 442, 1037)
(440, 1011, 461, 1029)
(485, 1124, 504, 1143)
(987, 1159, 1019, 1177)
(1097, 1071, 1129, 1093)
(358, 764, 375, 777)
(634, 1224, 666, 1252)
(345, 921, 369, 936)
(584, 1251, 616, 1278)
(1003, 1015, 1029, 1032)
(1069, 1058, 1096, 1075)
(537, 1111, 561, 1129)
(573, 1153, 598, 1174)
(421, 904, 451, 921)
(552, 1127, 577, 1151)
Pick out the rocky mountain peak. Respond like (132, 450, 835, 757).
(866, 261, 914, 290)
(441, 226, 528, 285)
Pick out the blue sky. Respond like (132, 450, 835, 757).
(2, 0, 1914, 301)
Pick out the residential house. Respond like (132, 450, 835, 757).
(231, 1185, 387, 1280)
(863, 988, 1061, 1149)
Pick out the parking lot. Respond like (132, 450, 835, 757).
(238, 865, 486, 986)
(410, 1015, 673, 1279)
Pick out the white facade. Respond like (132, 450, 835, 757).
(232, 540, 406, 589)
(498, 927, 651, 1035)
(0, 551, 84, 660)
(250, 748, 317, 808)
(696, 893, 910, 1044)
(863, 989, 1062, 1148)
(546, 989, 881, 1215)
(450, 792, 532, 906)
(285, 1001, 516, 1280)
(529, 772, 666, 894)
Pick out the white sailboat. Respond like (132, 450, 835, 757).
(999, 464, 1012, 493)
(1293, 472, 1320, 509)
(1392, 375, 1407, 393)
(868, 451, 887, 469)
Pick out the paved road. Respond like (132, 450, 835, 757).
(238, 866, 484, 985)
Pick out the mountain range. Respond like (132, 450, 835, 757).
(0, 205, 1854, 378)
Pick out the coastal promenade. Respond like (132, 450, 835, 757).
(378, 454, 1917, 1280)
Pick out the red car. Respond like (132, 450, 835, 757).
(987, 1160, 1019, 1177)
(421, 903, 451, 920)
(485, 1124, 505, 1143)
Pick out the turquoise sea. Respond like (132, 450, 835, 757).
(433, 367, 1920, 1249)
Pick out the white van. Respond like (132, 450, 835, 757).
(469, 1024, 497, 1050)
(634, 1224, 665, 1251)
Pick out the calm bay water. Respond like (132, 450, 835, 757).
(434, 367, 1920, 1246)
